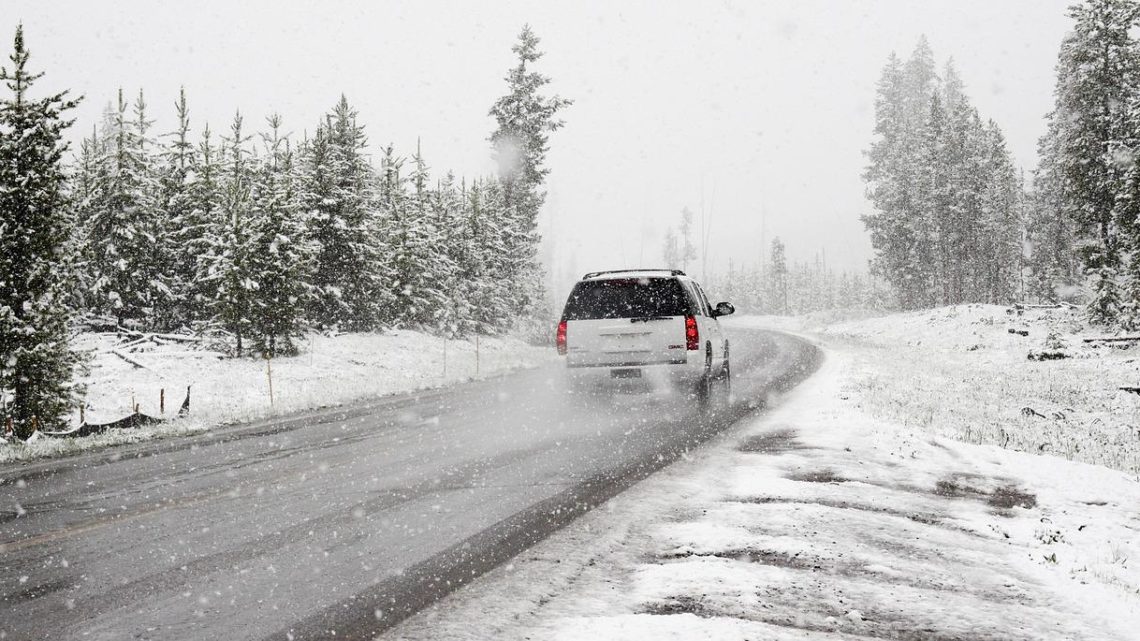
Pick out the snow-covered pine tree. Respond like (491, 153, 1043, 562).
(1115, 49, 1140, 325)
(863, 47, 933, 310)
(0, 25, 84, 436)
(1028, 117, 1080, 303)
(160, 88, 206, 330)
(407, 144, 448, 325)
(488, 25, 571, 319)
(456, 178, 512, 334)
(1045, 0, 1140, 325)
(916, 90, 948, 306)
(303, 96, 384, 331)
(481, 179, 519, 332)
(246, 115, 312, 357)
(942, 93, 988, 304)
(379, 142, 448, 328)
(69, 127, 100, 313)
(82, 89, 170, 329)
(902, 40, 940, 307)
(376, 144, 411, 325)
(450, 177, 481, 336)
(428, 171, 464, 336)
(183, 124, 221, 326)
(198, 112, 254, 355)
(977, 121, 1024, 304)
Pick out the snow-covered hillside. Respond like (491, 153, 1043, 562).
(0, 330, 554, 463)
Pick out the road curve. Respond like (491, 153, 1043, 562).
(0, 328, 820, 641)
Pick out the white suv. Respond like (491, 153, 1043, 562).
(556, 269, 734, 400)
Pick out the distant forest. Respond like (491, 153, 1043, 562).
(862, 0, 1140, 330)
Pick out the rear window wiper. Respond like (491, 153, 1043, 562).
(630, 315, 672, 323)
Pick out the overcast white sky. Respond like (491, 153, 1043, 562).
(6, 0, 1073, 295)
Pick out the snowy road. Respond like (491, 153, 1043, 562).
(0, 328, 819, 641)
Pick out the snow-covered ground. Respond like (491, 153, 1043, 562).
(388, 310, 1140, 640)
(0, 330, 553, 464)
(818, 304, 1140, 475)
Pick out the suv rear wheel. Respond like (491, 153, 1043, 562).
(694, 346, 713, 406)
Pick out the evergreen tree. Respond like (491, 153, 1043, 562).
(160, 88, 204, 329)
(246, 115, 312, 356)
(1028, 115, 1080, 302)
(69, 127, 100, 312)
(303, 96, 385, 330)
(82, 89, 169, 328)
(978, 122, 1024, 303)
(0, 25, 84, 436)
(428, 171, 464, 336)
(185, 124, 222, 325)
(863, 48, 932, 309)
(380, 143, 448, 327)
(198, 112, 254, 354)
(457, 178, 511, 334)
(488, 25, 571, 319)
(1046, 0, 1140, 324)
(916, 90, 947, 306)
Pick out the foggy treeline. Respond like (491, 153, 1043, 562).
(862, 0, 1140, 330)
(862, 37, 1024, 312)
(707, 240, 885, 316)
(661, 207, 886, 316)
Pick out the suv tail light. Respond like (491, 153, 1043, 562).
(556, 320, 568, 355)
(685, 315, 699, 350)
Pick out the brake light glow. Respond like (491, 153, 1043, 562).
(685, 315, 699, 350)
(556, 320, 568, 355)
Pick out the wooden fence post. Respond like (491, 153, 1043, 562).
(266, 354, 275, 407)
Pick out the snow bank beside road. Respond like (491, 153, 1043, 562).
(0, 330, 553, 464)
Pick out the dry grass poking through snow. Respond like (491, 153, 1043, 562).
(823, 304, 1140, 475)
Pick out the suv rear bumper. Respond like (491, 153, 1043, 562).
(563, 357, 705, 393)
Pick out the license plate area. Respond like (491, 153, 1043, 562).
(611, 368, 642, 379)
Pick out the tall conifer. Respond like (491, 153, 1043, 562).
(0, 26, 84, 436)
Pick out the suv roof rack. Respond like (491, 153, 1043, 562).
(581, 268, 686, 279)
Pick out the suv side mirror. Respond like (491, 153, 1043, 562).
(713, 302, 735, 318)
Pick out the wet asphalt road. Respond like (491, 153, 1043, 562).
(0, 328, 820, 641)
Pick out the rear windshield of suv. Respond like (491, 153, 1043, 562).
(562, 278, 693, 320)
